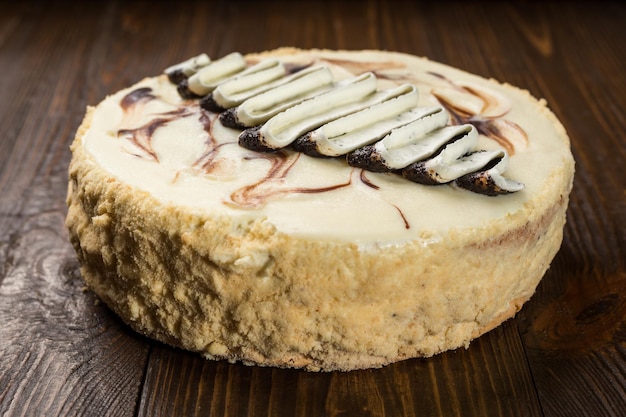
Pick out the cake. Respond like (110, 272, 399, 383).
(65, 48, 574, 371)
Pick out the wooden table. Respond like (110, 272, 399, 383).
(1, 1, 624, 416)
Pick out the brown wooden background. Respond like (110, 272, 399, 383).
(1, 1, 624, 416)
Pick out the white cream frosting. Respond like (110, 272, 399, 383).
(374, 123, 471, 170)
(164, 53, 211, 80)
(211, 59, 286, 108)
(187, 52, 247, 96)
(82, 50, 572, 244)
(300, 84, 423, 156)
(234, 65, 334, 127)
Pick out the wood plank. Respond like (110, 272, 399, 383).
(0, 3, 150, 416)
(509, 3, 626, 417)
(136, 322, 542, 417)
(0, 153, 150, 417)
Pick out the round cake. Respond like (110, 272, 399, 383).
(66, 48, 574, 371)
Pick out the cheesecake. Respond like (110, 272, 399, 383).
(66, 48, 574, 371)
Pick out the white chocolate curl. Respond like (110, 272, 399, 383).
(401, 127, 479, 183)
(453, 152, 525, 194)
(387, 125, 474, 169)
(211, 59, 287, 108)
(252, 72, 384, 149)
(164, 53, 211, 80)
(187, 52, 247, 96)
(356, 110, 459, 170)
(235, 66, 334, 127)
(298, 85, 423, 156)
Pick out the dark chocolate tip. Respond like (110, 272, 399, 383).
(346, 145, 391, 172)
(177, 79, 202, 100)
(200, 94, 226, 113)
(291, 134, 327, 158)
(455, 171, 507, 196)
(401, 161, 442, 185)
(284, 62, 313, 74)
(219, 108, 247, 129)
(167, 69, 187, 85)
(239, 126, 275, 152)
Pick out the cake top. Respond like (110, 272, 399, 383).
(82, 48, 572, 245)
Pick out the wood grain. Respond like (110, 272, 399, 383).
(136, 323, 542, 417)
(0, 1, 624, 416)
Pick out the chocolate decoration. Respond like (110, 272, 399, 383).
(239, 126, 275, 152)
(200, 94, 226, 113)
(166, 69, 186, 85)
(346, 145, 392, 172)
(193, 110, 241, 174)
(283, 62, 314, 74)
(162, 53, 525, 197)
(359, 170, 380, 190)
(164, 53, 211, 86)
(195, 110, 219, 169)
(400, 133, 467, 185)
(229, 151, 352, 209)
(469, 118, 525, 156)
(219, 108, 247, 129)
(118, 118, 168, 162)
(291, 134, 327, 157)
(320, 57, 405, 76)
(117, 100, 196, 162)
(455, 171, 507, 196)
(401, 161, 442, 186)
(393, 204, 411, 229)
(454, 155, 513, 196)
(429, 71, 528, 156)
(176, 79, 202, 100)
(120, 87, 156, 111)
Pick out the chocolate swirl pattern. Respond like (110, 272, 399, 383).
(227, 152, 353, 209)
(117, 91, 197, 162)
(165, 52, 524, 196)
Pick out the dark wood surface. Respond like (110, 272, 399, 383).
(1, 1, 624, 416)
